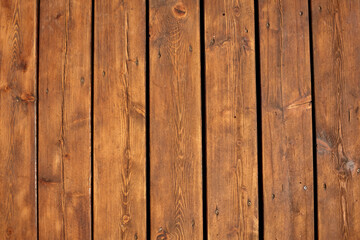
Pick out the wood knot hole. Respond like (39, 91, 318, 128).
(172, 3, 187, 18)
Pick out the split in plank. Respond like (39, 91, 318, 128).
(38, 0, 92, 238)
(93, 0, 147, 239)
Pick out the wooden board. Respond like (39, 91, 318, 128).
(258, 0, 314, 239)
(38, 0, 92, 239)
(205, 0, 258, 239)
(0, 0, 37, 238)
(93, 0, 146, 239)
(149, 0, 203, 239)
(311, 0, 360, 239)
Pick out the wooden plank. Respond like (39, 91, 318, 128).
(0, 0, 37, 238)
(93, 0, 146, 239)
(311, 0, 360, 239)
(205, 1, 258, 239)
(149, 0, 203, 239)
(259, 0, 314, 239)
(38, 0, 92, 238)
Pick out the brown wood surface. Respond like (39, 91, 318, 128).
(311, 0, 360, 239)
(38, 0, 92, 239)
(149, 0, 203, 239)
(0, 0, 37, 238)
(93, 0, 146, 239)
(259, 0, 314, 239)
(3, 0, 360, 238)
(205, 0, 258, 239)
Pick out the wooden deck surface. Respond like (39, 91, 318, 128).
(0, 0, 359, 239)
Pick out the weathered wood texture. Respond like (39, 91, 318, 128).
(311, 0, 360, 239)
(94, 0, 146, 239)
(0, 0, 37, 238)
(149, 0, 203, 239)
(38, 0, 92, 238)
(205, 0, 258, 239)
(4, 0, 360, 239)
(259, 0, 314, 239)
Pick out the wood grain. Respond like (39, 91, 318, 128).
(205, 0, 258, 239)
(0, 0, 37, 238)
(259, 0, 314, 239)
(311, 0, 360, 239)
(38, 0, 92, 238)
(149, 0, 203, 239)
(93, 0, 146, 239)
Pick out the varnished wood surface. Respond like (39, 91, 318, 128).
(149, 0, 203, 239)
(205, 0, 258, 239)
(94, 0, 146, 239)
(259, 0, 314, 239)
(312, 0, 360, 239)
(38, 0, 92, 239)
(1, 0, 360, 239)
(0, 0, 37, 238)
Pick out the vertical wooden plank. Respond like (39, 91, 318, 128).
(0, 0, 37, 238)
(150, 0, 203, 239)
(38, 0, 92, 238)
(205, 0, 258, 239)
(259, 0, 314, 239)
(94, 0, 146, 239)
(311, 0, 360, 239)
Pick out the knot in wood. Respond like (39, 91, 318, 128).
(172, 3, 187, 18)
